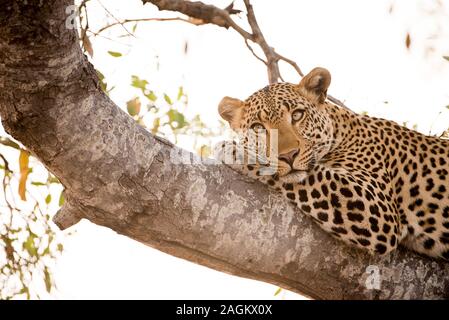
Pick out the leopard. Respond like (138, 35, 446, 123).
(215, 67, 449, 260)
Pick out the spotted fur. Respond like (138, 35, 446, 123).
(217, 67, 449, 260)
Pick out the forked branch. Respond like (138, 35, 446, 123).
(141, 0, 349, 109)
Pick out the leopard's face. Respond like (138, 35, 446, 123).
(219, 68, 334, 182)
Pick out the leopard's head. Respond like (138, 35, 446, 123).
(218, 67, 335, 182)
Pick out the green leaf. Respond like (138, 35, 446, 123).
(145, 91, 157, 102)
(177, 86, 184, 101)
(45, 194, 51, 204)
(57, 243, 64, 252)
(95, 69, 114, 95)
(59, 192, 65, 206)
(127, 97, 141, 116)
(443, 56, 449, 62)
(164, 94, 173, 105)
(96, 70, 105, 80)
(131, 75, 148, 91)
(96, 70, 107, 92)
(48, 176, 60, 184)
(132, 23, 138, 33)
(0, 137, 20, 150)
(31, 181, 46, 186)
(108, 51, 122, 57)
(274, 287, 282, 296)
(166, 109, 187, 129)
(23, 234, 37, 257)
(152, 117, 160, 134)
(18, 287, 30, 299)
(42, 247, 50, 256)
(44, 267, 52, 293)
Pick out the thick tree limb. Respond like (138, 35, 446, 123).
(142, 0, 253, 39)
(1, 0, 448, 299)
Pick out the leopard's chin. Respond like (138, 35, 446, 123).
(279, 170, 308, 183)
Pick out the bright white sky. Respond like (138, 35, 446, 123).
(13, 0, 449, 299)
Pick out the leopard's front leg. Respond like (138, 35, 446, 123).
(279, 165, 402, 256)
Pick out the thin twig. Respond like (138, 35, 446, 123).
(86, 29, 133, 47)
(244, 39, 267, 65)
(79, 0, 91, 56)
(275, 52, 304, 77)
(97, 0, 135, 38)
(327, 96, 351, 111)
(0, 153, 15, 220)
(92, 17, 200, 36)
(243, 0, 280, 83)
(79, 0, 90, 9)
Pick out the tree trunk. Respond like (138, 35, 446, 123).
(0, 0, 448, 299)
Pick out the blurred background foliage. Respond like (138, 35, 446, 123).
(0, 2, 226, 299)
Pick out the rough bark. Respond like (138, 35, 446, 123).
(0, 0, 448, 299)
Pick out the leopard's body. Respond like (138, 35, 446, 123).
(217, 67, 449, 260)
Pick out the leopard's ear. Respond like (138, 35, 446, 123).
(298, 67, 331, 104)
(218, 96, 244, 129)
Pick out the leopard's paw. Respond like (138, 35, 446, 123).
(213, 141, 278, 181)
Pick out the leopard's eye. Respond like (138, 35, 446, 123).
(251, 123, 265, 131)
(292, 109, 304, 122)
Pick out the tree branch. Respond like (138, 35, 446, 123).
(1, 0, 448, 299)
(142, 0, 253, 39)
(141, 0, 351, 109)
(91, 17, 201, 37)
(244, 39, 267, 66)
(242, 0, 280, 83)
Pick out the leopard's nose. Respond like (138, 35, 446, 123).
(278, 149, 299, 166)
